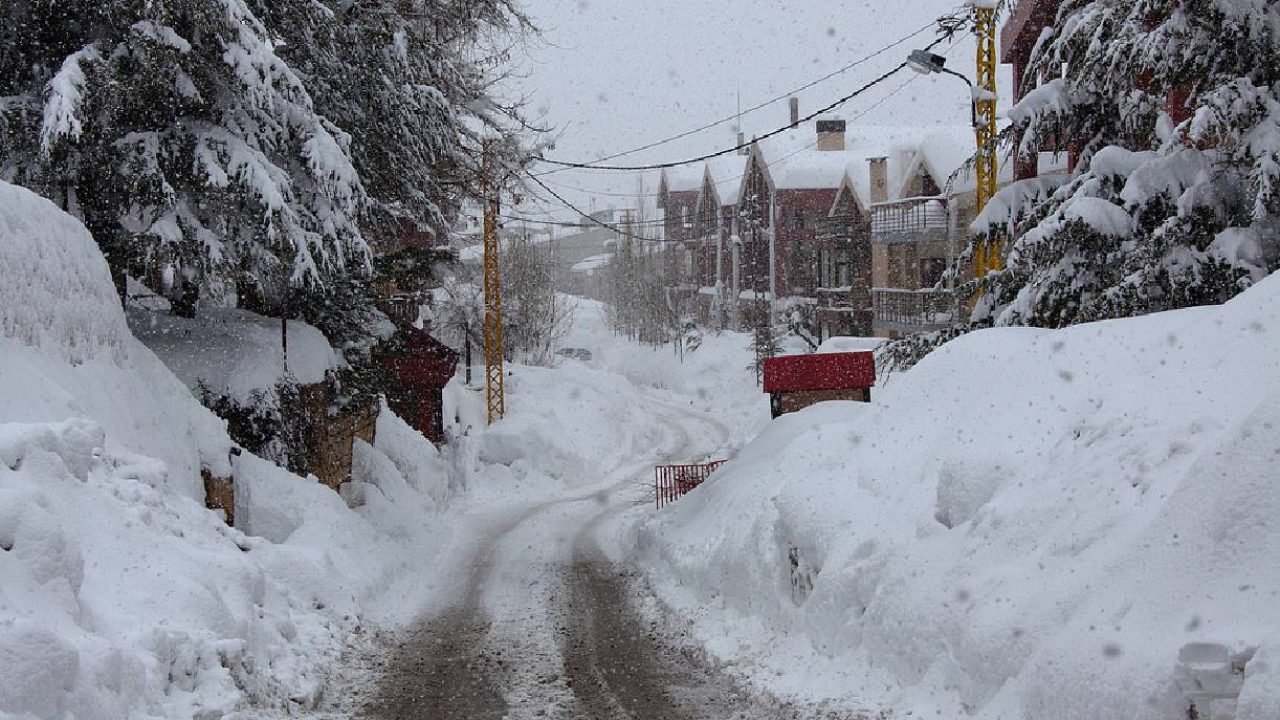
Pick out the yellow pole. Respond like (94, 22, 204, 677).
(974, 4, 1001, 276)
(482, 145, 506, 424)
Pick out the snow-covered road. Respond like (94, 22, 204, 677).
(348, 389, 834, 719)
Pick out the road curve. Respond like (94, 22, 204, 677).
(358, 390, 854, 719)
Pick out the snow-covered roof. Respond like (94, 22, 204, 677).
(820, 126, 951, 211)
(131, 305, 342, 399)
(896, 126, 978, 198)
(751, 128, 857, 191)
(816, 335, 888, 354)
(659, 166, 703, 195)
(702, 154, 747, 208)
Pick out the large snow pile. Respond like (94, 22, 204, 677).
(633, 272, 1280, 719)
(0, 183, 230, 498)
(0, 182, 458, 718)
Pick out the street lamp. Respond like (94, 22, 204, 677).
(906, 50, 977, 127)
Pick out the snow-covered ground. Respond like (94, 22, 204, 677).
(0, 178, 770, 719)
(9, 174, 1277, 719)
(0, 180, 466, 719)
(626, 271, 1280, 718)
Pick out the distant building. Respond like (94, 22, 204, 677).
(1003, 0, 1066, 179)
(866, 128, 1069, 339)
(656, 168, 702, 244)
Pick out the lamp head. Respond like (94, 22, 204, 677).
(907, 50, 947, 75)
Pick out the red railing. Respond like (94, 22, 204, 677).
(654, 460, 727, 509)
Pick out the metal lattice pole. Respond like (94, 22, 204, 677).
(482, 147, 506, 424)
(974, 4, 1001, 276)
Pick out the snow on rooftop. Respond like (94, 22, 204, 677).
(129, 304, 342, 399)
(816, 335, 889, 354)
(703, 154, 747, 207)
(661, 166, 703, 194)
(571, 253, 614, 273)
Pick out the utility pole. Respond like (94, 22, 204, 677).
(482, 144, 506, 424)
(974, 1, 1000, 276)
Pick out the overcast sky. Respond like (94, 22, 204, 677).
(504, 0, 1007, 223)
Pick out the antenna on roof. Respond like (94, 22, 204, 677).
(736, 89, 748, 156)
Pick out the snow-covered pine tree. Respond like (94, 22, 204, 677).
(258, 0, 532, 249)
(0, 0, 371, 312)
(972, 0, 1279, 329)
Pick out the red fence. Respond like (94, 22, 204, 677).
(654, 460, 727, 509)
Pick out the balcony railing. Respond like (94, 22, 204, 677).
(815, 287, 854, 306)
(873, 288, 958, 333)
(871, 196, 949, 244)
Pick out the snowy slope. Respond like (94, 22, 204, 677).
(0, 181, 461, 718)
(631, 273, 1280, 718)
(0, 181, 231, 498)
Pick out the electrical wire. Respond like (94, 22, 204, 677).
(536, 46, 945, 172)
(535, 20, 941, 171)
(532, 60, 945, 203)
(533, 20, 961, 173)
(524, 173, 661, 243)
(514, 32, 966, 231)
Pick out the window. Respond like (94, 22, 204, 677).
(835, 253, 852, 287)
(920, 257, 947, 289)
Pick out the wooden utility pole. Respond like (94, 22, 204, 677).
(482, 145, 506, 424)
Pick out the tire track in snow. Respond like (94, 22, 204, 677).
(362, 386, 757, 719)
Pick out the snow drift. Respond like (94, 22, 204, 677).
(634, 272, 1280, 718)
(0, 181, 457, 718)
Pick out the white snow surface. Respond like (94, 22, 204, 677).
(0, 181, 772, 718)
(629, 272, 1280, 718)
(0, 181, 230, 495)
(1, 180, 686, 719)
(129, 305, 340, 399)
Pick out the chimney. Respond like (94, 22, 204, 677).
(789, 97, 800, 129)
(816, 119, 846, 151)
(869, 157, 889, 204)
(737, 131, 748, 155)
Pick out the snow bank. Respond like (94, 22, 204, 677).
(632, 270, 1280, 718)
(0, 181, 461, 717)
(0, 181, 230, 495)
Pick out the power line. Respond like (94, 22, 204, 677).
(518, 36, 964, 225)
(536, 39, 945, 173)
(533, 61, 944, 202)
(535, 20, 940, 173)
(498, 212, 668, 228)
(524, 173, 660, 243)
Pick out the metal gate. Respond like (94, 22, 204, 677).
(654, 460, 727, 509)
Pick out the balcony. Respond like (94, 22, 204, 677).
(815, 286, 853, 305)
(871, 197, 949, 245)
(873, 288, 958, 334)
